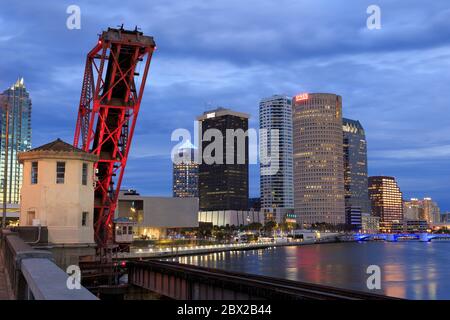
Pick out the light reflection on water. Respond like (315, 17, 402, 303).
(172, 242, 450, 300)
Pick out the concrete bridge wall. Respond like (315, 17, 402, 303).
(0, 229, 97, 300)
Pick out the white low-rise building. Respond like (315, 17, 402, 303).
(117, 190, 199, 239)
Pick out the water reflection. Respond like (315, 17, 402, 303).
(174, 242, 450, 299)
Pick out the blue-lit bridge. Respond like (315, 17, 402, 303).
(354, 233, 450, 242)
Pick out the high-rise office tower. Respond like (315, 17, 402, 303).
(343, 118, 371, 228)
(197, 107, 249, 211)
(292, 93, 345, 225)
(368, 176, 403, 232)
(172, 140, 199, 198)
(0, 78, 32, 204)
(259, 95, 294, 223)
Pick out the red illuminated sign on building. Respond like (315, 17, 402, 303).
(295, 93, 309, 102)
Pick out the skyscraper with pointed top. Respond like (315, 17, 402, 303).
(172, 139, 199, 198)
(0, 78, 32, 204)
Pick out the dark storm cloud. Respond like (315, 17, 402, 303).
(0, 0, 449, 209)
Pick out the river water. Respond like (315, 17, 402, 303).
(173, 241, 450, 300)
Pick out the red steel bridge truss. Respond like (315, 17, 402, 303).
(74, 27, 156, 247)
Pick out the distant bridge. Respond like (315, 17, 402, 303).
(354, 233, 450, 242)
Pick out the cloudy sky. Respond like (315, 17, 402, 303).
(1, 0, 449, 210)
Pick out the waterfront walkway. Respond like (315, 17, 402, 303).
(0, 249, 11, 299)
(115, 237, 338, 260)
(118, 240, 308, 259)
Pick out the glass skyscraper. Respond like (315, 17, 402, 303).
(0, 78, 32, 204)
(343, 118, 371, 216)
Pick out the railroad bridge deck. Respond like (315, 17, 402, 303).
(128, 260, 398, 300)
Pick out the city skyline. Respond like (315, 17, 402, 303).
(1, 1, 450, 305)
(0, 1, 449, 210)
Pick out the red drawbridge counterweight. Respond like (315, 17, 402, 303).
(74, 27, 156, 247)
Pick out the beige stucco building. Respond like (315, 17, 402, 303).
(18, 139, 98, 245)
